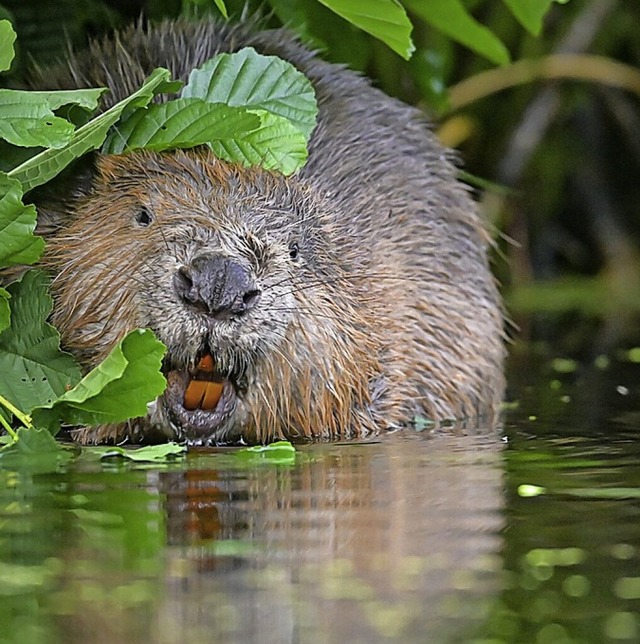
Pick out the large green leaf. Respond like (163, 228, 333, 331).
(502, 0, 570, 36)
(182, 47, 318, 139)
(317, 0, 414, 59)
(404, 0, 510, 66)
(0, 270, 82, 414)
(0, 102, 73, 149)
(0, 173, 44, 267)
(102, 99, 261, 153)
(0, 88, 106, 148)
(7, 68, 174, 192)
(33, 329, 167, 429)
(210, 110, 308, 176)
(104, 99, 308, 175)
(16, 89, 106, 113)
(0, 19, 15, 72)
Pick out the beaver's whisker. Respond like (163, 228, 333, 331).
(266, 271, 425, 294)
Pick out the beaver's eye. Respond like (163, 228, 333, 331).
(135, 207, 153, 227)
(289, 242, 299, 261)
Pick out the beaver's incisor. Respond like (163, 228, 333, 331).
(31, 19, 505, 445)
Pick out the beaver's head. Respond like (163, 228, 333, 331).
(42, 150, 382, 444)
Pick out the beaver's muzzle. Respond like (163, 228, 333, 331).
(161, 254, 260, 442)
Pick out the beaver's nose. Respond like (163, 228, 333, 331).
(174, 254, 261, 318)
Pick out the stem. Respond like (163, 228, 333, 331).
(0, 411, 19, 442)
(447, 54, 640, 112)
(0, 393, 33, 430)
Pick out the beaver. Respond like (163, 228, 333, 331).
(28, 19, 505, 445)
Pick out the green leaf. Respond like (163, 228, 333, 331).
(0, 19, 16, 72)
(21, 89, 106, 112)
(404, 0, 510, 66)
(0, 105, 74, 149)
(33, 329, 167, 429)
(0, 173, 45, 267)
(102, 98, 261, 153)
(0, 88, 107, 149)
(235, 440, 297, 464)
(0, 427, 73, 472)
(501, 0, 567, 36)
(182, 47, 318, 139)
(104, 99, 308, 175)
(210, 110, 308, 175)
(0, 270, 82, 415)
(0, 288, 9, 334)
(316, 0, 414, 60)
(212, 0, 228, 19)
(81, 442, 186, 463)
(8, 67, 173, 193)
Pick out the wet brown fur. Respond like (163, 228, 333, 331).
(27, 19, 506, 445)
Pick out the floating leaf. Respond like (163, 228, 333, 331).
(82, 442, 186, 463)
(182, 47, 318, 139)
(317, 0, 414, 60)
(404, 0, 510, 66)
(33, 329, 167, 429)
(0, 173, 44, 267)
(236, 440, 297, 464)
(0, 270, 82, 415)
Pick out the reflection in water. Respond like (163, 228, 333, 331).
(157, 432, 504, 643)
(0, 430, 505, 644)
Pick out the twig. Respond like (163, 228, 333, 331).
(447, 54, 640, 112)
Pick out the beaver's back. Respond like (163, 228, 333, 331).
(32, 20, 505, 441)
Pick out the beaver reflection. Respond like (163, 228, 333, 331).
(157, 432, 504, 643)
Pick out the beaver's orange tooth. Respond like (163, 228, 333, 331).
(184, 379, 208, 410)
(197, 354, 215, 373)
(201, 381, 224, 410)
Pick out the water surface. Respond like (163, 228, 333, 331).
(3, 340, 640, 643)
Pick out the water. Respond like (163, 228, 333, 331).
(3, 339, 640, 643)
